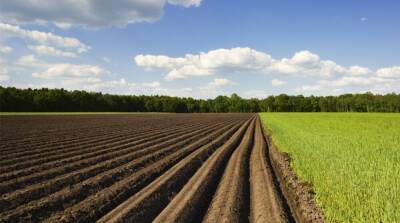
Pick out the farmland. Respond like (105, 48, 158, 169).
(260, 113, 400, 222)
(0, 114, 307, 223)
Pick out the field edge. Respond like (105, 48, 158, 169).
(259, 116, 324, 223)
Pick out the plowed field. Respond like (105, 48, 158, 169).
(0, 114, 296, 223)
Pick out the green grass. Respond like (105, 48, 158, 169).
(0, 112, 167, 116)
(259, 113, 400, 223)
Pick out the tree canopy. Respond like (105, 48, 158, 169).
(0, 86, 399, 113)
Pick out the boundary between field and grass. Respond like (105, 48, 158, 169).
(259, 114, 324, 223)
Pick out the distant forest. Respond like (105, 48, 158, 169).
(1, 86, 399, 113)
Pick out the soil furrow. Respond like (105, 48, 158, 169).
(249, 117, 289, 223)
(0, 121, 175, 162)
(0, 121, 214, 181)
(38, 120, 244, 223)
(0, 114, 304, 223)
(0, 121, 236, 222)
(153, 117, 255, 223)
(202, 118, 255, 223)
(97, 117, 253, 223)
(0, 121, 212, 169)
(0, 120, 232, 212)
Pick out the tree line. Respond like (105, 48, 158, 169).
(0, 86, 399, 113)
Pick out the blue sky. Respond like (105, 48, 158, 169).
(0, 0, 399, 98)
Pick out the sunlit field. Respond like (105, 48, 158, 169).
(260, 113, 400, 222)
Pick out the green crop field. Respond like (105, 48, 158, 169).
(260, 113, 400, 222)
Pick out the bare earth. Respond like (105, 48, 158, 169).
(0, 114, 319, 223)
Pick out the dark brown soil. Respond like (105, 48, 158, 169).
(265, 133, 324, 223)
(0, 113, 322, 223)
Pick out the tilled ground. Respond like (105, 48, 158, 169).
(0, 114, 299, 223)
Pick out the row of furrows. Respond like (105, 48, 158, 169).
(44, 119, 247, 223)
(0, 114, 222, 152)
(0, 116, 208, 156)
(0, 114, 169, 139)
(100, 116, 255, 223)
(0, 121, 161, 157)
(0, 122, 154, 154)
(0, 119, 219, 175)
(96, 115, 290, 223)
(0, 122, 174, 164)
(0, 121, 215, 183)
(0, 114, 294, 223)
(0, 114, 224, 141)
(0, 116, 249, 222)
(0, 117, 148, 147)
(0, 119, 236, 208)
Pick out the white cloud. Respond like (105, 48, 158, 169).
(61, 77, 103, 87)
(28, 45, 77, 57)
(15, 54, 47, 67)
(328, 76, 373, 87)
(0, 44, 13, 53)
(195, 78, 235, 98)
(135, 47, 273, 80)
(0, 0, 202, 28)
(135, 55, 187, 71)
(376, 66, 400, 78)
(54, 22, 72, 29)
(0, 67, 9, 82)
(271, 79, 286, 86)
(103, 57, 111, 63)
(295, 85, 323, 92)
(268, 51, 345, 77)
(142, 81, 161, 88)
(0, 74, 9, 82)
(32, 64, 109, 79)
(0, 23, 90, 53)
(241, 90, 270, 99)
(361, 17, 367, 22)
(207, 78, 234, 88)
(296, 75, 399, 95)
(165, 65, 211, 80)
(347, 65, 371, 76)
(167, 0, 202, 7)
(81, 78, 191, 96)
(135, 48, 372, 80)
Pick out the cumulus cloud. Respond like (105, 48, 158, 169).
(347, 65, 371, 76)
(0, 23, 90, 53)
(28, 45, 77, 57)
(13, 54, 110, 84)
(0, 68, 9, 82)
(296, 75, 399, 95)
(0, 0, 202, 28)
(376, 66, 400, 78)
(207, 78, 234, 88)
(168, 0, 202, 7)
(81, 78, 192, 97)
(15, 54, 47, 67)
(0, 44, 13, 54)
(142, 81, 161, 88)
(135, 48, 400, 96)
(0, 74, 9, 82)
(135, 48, 371, 80)
(271, 79, 286, 86)
(268, 51, 345, 77)
(326, 76, 373, 87)
(295, 85, 323, 92)
(32, 64, 109, 79)
(135, 47, 273, 80)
